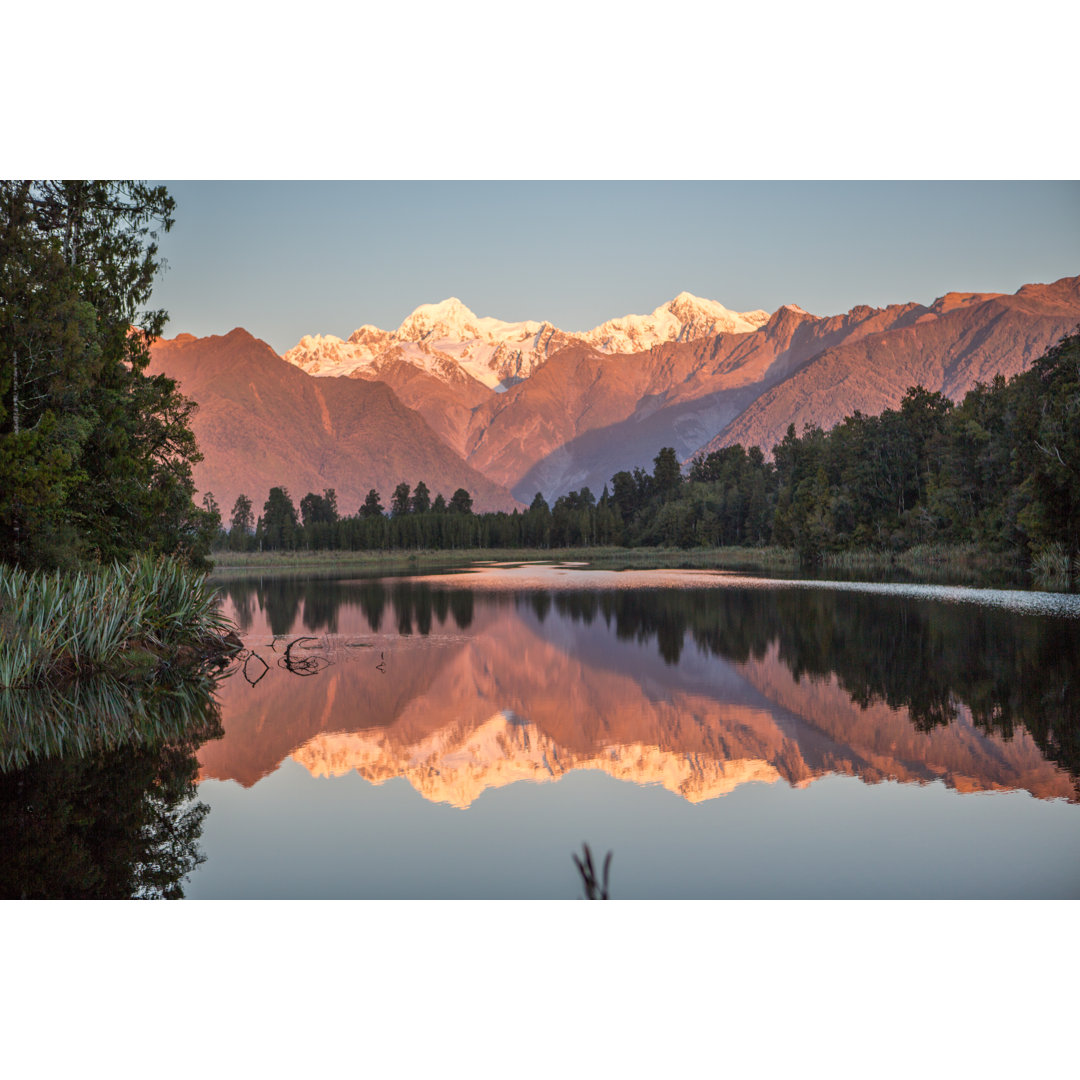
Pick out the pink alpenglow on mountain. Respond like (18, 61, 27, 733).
(150, 276, 1080, 507)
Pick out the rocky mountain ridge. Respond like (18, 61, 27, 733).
(151, 275, 1080, 507)
(283, 292, 768, 391)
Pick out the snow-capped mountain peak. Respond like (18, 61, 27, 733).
(283, 293, 773, 389)
(580, 293, 770, 353)
(396, 297, 483, 342)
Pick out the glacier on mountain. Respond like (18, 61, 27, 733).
(283, 293, 774, 390)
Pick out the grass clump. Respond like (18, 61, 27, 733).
(1030, 543, 1074, 591)
(0, 557, 234, 689)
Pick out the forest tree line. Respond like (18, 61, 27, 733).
(218, 329, 1080, 564)
(1, 181, 218, 570)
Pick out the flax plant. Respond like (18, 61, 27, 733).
(0, 557, 232, 688)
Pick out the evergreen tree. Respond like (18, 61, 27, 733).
(229, 494, 254, 551)
(359, 489, 384, 518)
(410, 481, 431, 514)
(262, 488, 298, 549)
(449, 488, 473, 514)
(652, 447, 682, 502)
(390, 482, 411, 516)
(0, 180, 212, 568)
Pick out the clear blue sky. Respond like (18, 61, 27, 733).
(153, 181, 1080, 355)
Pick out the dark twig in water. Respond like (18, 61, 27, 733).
(376, 650, 386, 674)
(241, 650, 269, 687)
(276, 635, 333, 677)
(573, 843, 612, 899)
(283, 636, 318, 664)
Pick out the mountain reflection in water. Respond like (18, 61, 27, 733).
(204, 571, 1080, 808)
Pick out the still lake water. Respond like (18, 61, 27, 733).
(3, 563, 1079, 899)
(183, 564, 1080, 899)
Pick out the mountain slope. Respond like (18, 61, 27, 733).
(698, 275, 1080, 458)
(465, 297, 935, 499)
(147, 329, 522, 514)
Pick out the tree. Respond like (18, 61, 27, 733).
(449, 488, 473, 514)
(0, 180, 212, 568)
(432, 493, 447, 514)
(230, 494, 254, 534)
(262, 487, 298, 549)
(359, 489, 384, 518)
(652, 447, 682, 502)
(410, 481, 431, 514)
(300, 489, 338, 528)
(390, 482, 411, 516)
(229, 494, 254, 551)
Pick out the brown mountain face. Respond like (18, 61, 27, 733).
(699, 275, 1080, 459)
(462, 297, 939, 499)
(147, 329, 521, 514)
(463, 277, 1079, 500)
(345, 354, 490, 457)
(149, 276, 1080, 511)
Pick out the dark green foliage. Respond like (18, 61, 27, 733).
(390, 481, 411, 517)
(359, 489, 384, 518)
(449, 487, 473, 514)
(410, 481, 431, 514)
(227, 332, 1080, 568)
(651, 446, 682, 502)
(229, 493, 254, 550)
(0, 180, 213, 569)
(261, 487, 299, 550)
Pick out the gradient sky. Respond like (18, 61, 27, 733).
(153, 181, 1080, 355)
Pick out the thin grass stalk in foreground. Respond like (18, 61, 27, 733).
(573, 843, 613, 900)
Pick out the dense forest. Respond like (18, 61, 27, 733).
(3, 181, 1075, 574)
(0, 181, 217, 570)
(223, 330, 1080, 568)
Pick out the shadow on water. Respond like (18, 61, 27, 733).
(0, 674, 224, 899)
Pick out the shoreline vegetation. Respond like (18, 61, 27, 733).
(0, 558, 239, 690)
(214, 331, 1078, 592)
(208, 542, 1037, 587)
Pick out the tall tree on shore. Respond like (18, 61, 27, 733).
(359, 489, 384, 518)
(262, 487, 299, 549)
(229, 494, 254, 550)
(410, 481, 431, 514)
(390, 482, 411, 516)
(0, 180, 213, 568)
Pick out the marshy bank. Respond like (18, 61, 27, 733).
(207, 542, 1069, 590)
(0, 558, 239, 690)
(208, 545, 802, 579)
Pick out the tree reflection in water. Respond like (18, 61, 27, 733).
(216, 576, 1080, 790)
(0, 676, 223, 899)
(547, 587, 1080, 786)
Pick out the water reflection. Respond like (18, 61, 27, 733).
(204, 575, 1080, 806)
(0, 676, 223, 899)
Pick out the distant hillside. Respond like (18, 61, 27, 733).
(147, 329, 522, 515)
(699, 275, 1080, 459)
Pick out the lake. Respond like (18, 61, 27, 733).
(4, 563, 1079, 898)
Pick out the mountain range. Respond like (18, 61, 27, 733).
(147, 275, 1080, 513)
